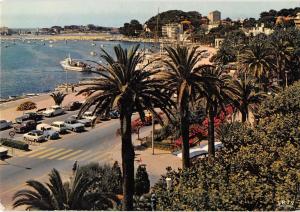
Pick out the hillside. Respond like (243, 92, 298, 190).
(144, 10, 202, 34)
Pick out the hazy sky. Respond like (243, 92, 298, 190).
(1, 0, 299, 28)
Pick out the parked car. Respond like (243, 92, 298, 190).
(0, 147, 8, 158)
(70, 115, 92, 127)
(51, 121, 68, 134)
(109, 110, 120, 119)
(43, 105, 64, 117)
(14, 120, 37, 133)
(0, 120, 12, 130)
(64, 119, 85, 132)
(65, 101, 82, 111)
(82, 111, 97, 122)
(100, 115, 111, 121)
(36, 123, 59, 140)
(15, 112, 43, 124)
(23, 130, 46, 142)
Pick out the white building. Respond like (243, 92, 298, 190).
(244, 23, 274, 36)
(162, 23, 183, 40)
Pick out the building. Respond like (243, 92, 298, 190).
(0, 27, 11, 35)
(208, 10, 221, 24)
(162, 23, 183, 40)
(294, 13, 300, 28)
(215, 38, 225, 49)
(244, 23, 274, 36)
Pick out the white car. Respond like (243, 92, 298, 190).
(23, 130, 47, 142)
(0, 120, 12, 130)
(51, 121, 68, 134)
(43, 105, 64, 117)
(82, 112, 97, 121)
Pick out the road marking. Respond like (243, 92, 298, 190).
(79, 151, 102, 162)
(48, 149, 74, 159)
(66, 150, 92, 161)
(57, 150, 84, 160)
(20, 147, 47, 157)
(27, 148, 55, 158)
(89, 152, 111, 163)
(37, 148, 65, 159)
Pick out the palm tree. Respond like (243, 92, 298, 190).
(77, 44, 174, 210)
(200, 66, 235, 157)
(239, 40, 274, 89)
(231, 76, 266, 122)
(163, 45, 213, 168)
(50, 92, 67, 106)
(212, 44, 236, 65)
(13, 169, 114, 210)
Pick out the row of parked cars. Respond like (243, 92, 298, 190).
(0, 101, 121, 143)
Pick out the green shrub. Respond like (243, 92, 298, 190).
(0, 138, 29, 150)
(257, 81, 300, 118)
(135, 165, 150, 196)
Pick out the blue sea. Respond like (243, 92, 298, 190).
(0, 39, 156, 98)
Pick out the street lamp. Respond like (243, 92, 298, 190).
(152, 110, 155, 155)
(166, 177, 172, 190)
(285, 70, 289, 88)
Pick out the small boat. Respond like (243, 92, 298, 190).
(90, 51, 97, 56)
(60, 56, 91, 72)
(49, 44, 53, 48)
(91, 43, 96, 46)
(49, 40, 53, 44)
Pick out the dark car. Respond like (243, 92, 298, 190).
(65, 101, 82, 111)
(15, 112, 43, 123)
(14, 120, 37, 133)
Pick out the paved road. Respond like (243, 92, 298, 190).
(0, 111, 125, 208)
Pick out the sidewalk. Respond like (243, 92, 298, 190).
(109, 125, 181, 186)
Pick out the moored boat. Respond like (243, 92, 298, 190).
(60, 56, 91, 72)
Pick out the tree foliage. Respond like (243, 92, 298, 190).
(153, 83, 300, 210)
(50, 92, 67, 106)
(17, 101, 37, 112)
(13, 169, 115, 210)
(135, 165, 150, 196)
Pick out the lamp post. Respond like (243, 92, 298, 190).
(285, 70, 288, 88)
(166, 177, 172, 190)
(152, 110, 155, 155)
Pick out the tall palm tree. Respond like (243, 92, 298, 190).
(200, 66, 235, 157)
(77, 44, 174, 210)
(270, 34, 292, 87)
(13, 169, 114, 210)
(239, 40, 274, 88)
(50, 92, 67, 106)
(231, 76, 266, 122)
(163, 45, 213, 168)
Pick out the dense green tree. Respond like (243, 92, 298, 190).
(153, 81, 300, 211)
(77, 44, 174, 210)
(120, 19, 143, 37)
(13, 169, 114, 210)
(163, 45, 213, 167)
(135, 165, 150, 196)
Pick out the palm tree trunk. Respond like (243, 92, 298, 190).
(180, 97, 190, 169)
(208, 107, 216, 157)
(120, 110, 134, 210)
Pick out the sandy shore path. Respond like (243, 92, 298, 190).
(0, 92, 86, 121)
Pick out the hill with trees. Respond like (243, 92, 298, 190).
(144, 10, 202, 35)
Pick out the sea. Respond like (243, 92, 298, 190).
(0, 39, 157, 99)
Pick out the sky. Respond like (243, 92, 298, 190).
(1, 0, 300, 28)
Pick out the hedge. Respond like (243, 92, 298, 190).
(0, 138, 29, 151)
